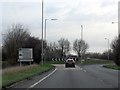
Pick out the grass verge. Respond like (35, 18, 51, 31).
(2, 64, 54, 88)
(76, 59, 114, 65)
(103, 64, 120, 70)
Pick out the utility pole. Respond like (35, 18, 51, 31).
(41, 0, 44, 65)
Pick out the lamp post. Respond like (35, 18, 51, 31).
(105, 38, 110, 60)
(41, 0, 44, 65)
(44, 19, 48, 41)
(44, 18, 58, 41)
(44, 18, 58, 63)
(112, 22, 118, 24)
(112, 22, 120, 36)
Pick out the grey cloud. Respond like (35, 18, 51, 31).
(1, 0, 118, 53)
(100, 0, 118, 7)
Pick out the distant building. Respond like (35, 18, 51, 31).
(118, 1, 120, 35)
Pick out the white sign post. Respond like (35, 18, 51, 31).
(18, 48, 33, 66)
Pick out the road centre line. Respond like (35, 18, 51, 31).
(29, 68, 57, 88)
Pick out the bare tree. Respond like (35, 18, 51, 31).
(73, 39, 89, 60)
(112, 36, 120, 66)
(58, 38, 70, 57)
(3, 24, 30, 65)
(46, 42, 61, 60)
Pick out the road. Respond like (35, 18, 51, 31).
(11, 64, 119, 89)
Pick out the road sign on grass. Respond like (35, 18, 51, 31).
(18, 48, 33, 66)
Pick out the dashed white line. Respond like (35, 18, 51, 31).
(83, 70, 87, 72)
(29, 68, 57, 88)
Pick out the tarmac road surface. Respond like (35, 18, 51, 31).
(11, 64, 119, 89)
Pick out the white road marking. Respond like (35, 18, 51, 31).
(53, 64, 80, 70)
(29, 68, 57, 88)
(83, 70, 86, 72)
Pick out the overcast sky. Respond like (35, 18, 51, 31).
(0, 0, 119, 53)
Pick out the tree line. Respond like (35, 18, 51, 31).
(2, 24, 89, 65)
(87, 36, 120, 66)
(87, 50, 113, 60)
(2, 24, 120, 66)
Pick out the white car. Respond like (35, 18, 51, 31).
(65, 58, 75, 68)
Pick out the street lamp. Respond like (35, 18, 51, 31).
(44, 18, 58, 41)
(44, 18, 58, 63)
(112, 22, 118, 24)
(51, 18, 58, 20)
(105, 38, 110, 60)
(41, 0, 44, 65)
(112, 21, 120, 36)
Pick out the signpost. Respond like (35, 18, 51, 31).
(18, 48, 33, 66)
